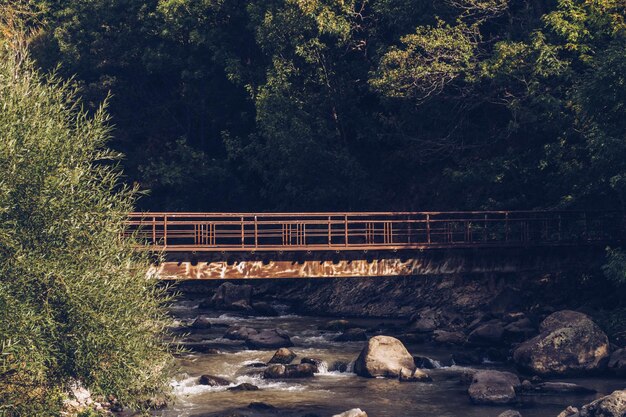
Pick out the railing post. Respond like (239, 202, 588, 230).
(407, 215, 412, 245)
(328, 216, 332, 247)
(344, 214, 349, 247)
(426, 214, 431, 244)
(163, 215, 168, 247)
(241, 216, 245, 247)
(505, 212, 509, 242)
(384, 221, 393, 244)
(483, 214, 487, 242)
(152, 216, 156, 244)
(254, 215, 258, 248)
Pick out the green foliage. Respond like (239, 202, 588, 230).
(370, 21, 477, 101)
(0, 44, 172, 416)
(603, 248, 626, 286)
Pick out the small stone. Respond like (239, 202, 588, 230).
(209, 282, 253, 311)
(300, 357, 323, 367)
(145, 395, 168, 409)
(190, 315, 212, 329)
(467, 322, 505, 346)
(332, 409, 368, 417)
(268, 347, 297, 364)
(198, 374, 231, 386)
(533, 382, 596, 394)
(334, 328, 367, 342)
(433, 330, 465, 344)
(498, 410, 522, 417)
(228, 383, 259, 391)
(413, 356, 443, 369)
(263, 363, 317, 378)
(322, 320, 355, 331)
(252, 302, 279, 317)
(468, 370, 520, 405)
(330, 361, 349, 372)
(230, 300, 254, 313)
(223, 326, 258, 340)
(287, 363, 317, 377)
(398, 367, 431, 382)
(245, 361, 266, 368)
(246, 329, 293, 349)
(409, 317, 437, 333)
(608, 348, 626, 377)
(248, 402, 276, 410)
(556, 406, 579, 417)
(503, 318, 536, 342)
(459, 369, 477, 385)
(451, 351, 481, 365)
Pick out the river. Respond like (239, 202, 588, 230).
(156, 299, 624, 417)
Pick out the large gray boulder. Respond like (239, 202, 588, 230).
(246, 329, 293, 349)
(209, 282, 253, 311)
(558, 390, 626, 417)
(468, 370, 520, 405)
(354, 336, 415, 378)
(580, 390, 626, 417)
(513, 310, 609, 376)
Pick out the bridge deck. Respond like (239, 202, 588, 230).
(126, 211, 623, 252)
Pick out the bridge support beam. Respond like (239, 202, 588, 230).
(151, 246, 602, 280)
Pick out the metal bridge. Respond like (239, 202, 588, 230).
(126, 211, 624, 279)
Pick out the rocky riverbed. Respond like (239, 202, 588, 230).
(152, 280, 625, 417)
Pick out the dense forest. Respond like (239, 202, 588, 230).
(14, 0, 625, 212)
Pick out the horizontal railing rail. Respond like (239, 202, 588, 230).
(124, 211, 625, 252)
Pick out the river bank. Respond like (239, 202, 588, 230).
(153, 275, 625, 417)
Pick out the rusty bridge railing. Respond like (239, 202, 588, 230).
(124, 211, 624, 252)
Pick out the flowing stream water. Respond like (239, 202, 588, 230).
(156, 299, 624, 417)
